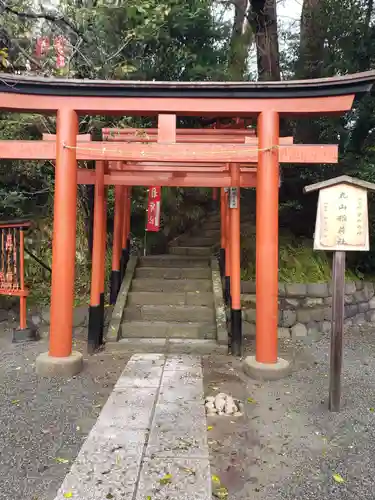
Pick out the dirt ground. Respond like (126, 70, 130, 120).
(0, 325, 130, 500)
(203, 326, 375, 500)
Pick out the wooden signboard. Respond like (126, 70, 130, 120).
(314, 183, 369, 251)
(304, 176, 375, 412)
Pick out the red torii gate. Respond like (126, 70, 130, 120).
(0, 71, 373, 377)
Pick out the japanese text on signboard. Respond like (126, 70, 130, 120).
(146, 186, 161, 232)
(314, 184, 369, 251)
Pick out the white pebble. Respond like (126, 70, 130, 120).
(234, 411, 243, 417)
(205, 402, 215, 410)
(205, 396, 215, 403)
(214, 396, 226, 412)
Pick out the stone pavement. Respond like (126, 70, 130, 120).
(54, 354, 211, 500)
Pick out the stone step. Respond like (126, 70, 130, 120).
(108, 338, 227, 354)
(203, 228, 220, 238)
(169, 246, 212, 257)
(123, 304, 215, 322)
(203, 221, 221, 230)
(175, 237, 216, 247)
(135, 267, 211, 279)
(131, 278, 212, 293)
(120, 320, 216, 339)
(127, 291, 214, 306)
(138, 255, 209, 268)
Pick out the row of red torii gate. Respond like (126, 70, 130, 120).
(0, 71, 374, 376)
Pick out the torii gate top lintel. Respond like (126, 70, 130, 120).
(0, 71, 375, 115)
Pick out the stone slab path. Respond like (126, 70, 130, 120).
(54, 353, 211, 500)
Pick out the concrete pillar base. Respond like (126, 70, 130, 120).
(243, 355, 291, 381)
(36, 351, 83, 377)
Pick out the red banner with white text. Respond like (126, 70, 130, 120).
(146, 187, 161, 232)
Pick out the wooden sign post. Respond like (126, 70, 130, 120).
(304, 176, 375, 412)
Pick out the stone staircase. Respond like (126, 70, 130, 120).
(118, 212, 223, 349)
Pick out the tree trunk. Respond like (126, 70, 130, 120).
(228, 0, 253, 80)
(249, 0, 280, 81)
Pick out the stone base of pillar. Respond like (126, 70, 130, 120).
(88, 304, 103, 354)
(120, 248, 129, 281)
(36, 351, 83, 377)
(224, 275, 231, 305)
(99, 292, 105, 345)
(243, 355, 291, 381)
(109, 270, 121, 305)
(219, 248, 225, 278)
(230, 308, 242, 356)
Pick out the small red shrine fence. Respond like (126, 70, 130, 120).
(0, 221, 30, 330)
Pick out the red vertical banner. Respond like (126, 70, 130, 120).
(54, 36, 66, 68)
(36, 36, 50, 58)
(146, 187, 161, 232)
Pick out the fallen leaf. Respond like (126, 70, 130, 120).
(369, 407, 375, 412)
(247, 397, 256, 404)
(181, 467, 195, 475)
(106, 494, 114, 499)
(159, 473, 172, 485)
(213, 486, 229, 498)
(63, 493, 73, 499)
(55, 457, 70, 464)
(212, 474, 221, 484)
(332, 473, 345, 484)
(207, 425, 213, 431)
(11, 399, 20, 405)
(146, 497, 152, 500)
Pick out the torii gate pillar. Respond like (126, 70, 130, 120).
(36, 109, 83, 376)
(244, 110, 290, 379)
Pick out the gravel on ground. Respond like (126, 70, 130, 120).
(203, 325, 375, 500)
(0, 325, 130, 500)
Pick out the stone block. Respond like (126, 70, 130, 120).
(278, 327, 290, 338)
(356, 280, 364, 291)
(306, 321, 319, 334)
(310, 308, 326, 322)
(241, 281, 256, 294)
(345, 304, 358, 318)
(135, 457, 211, 500)
(354, 290, 367, 303)
(241, 294, 256, 307)
(296, 309, 312, 324)
(160, 368, 204, 403)
(324, 297, 333, 306)
(285, 283, 307, 297)
(284, 298, 300, 308)
(282, 309, 297, 327)
(344, 294, 354, 304)
(303, 297, 324, 307)
(244, 308, 256, 322)
(369, 297, 375, 310)
(345, 282, 356, 295)
(344, 319, 353, 327)
(364, 282, 375, 300)
(243, 321, 256, 336)
(353, 313, 366, 325)
(307, 283, 329, 298)
(73, 305, 89, 327)
(358, 302, 369, 313)
(291, 323, 307, 337)
(366, 310, 375, 322)
(278, 283, 286, 297)
(324, 307, 332, 320)
(320, 321, 332, 333)
(145, 401, 208, 459)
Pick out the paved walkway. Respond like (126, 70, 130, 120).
(54, 354, 211, 499)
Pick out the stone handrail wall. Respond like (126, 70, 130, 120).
(241, 281, 375, 338)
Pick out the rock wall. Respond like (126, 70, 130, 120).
(241, 281, 375, 338)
